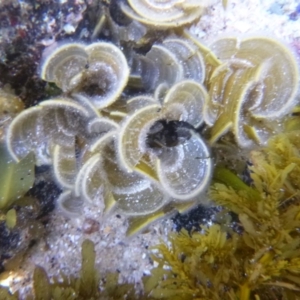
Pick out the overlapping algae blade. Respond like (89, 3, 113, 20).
(3, 130, 300, 299)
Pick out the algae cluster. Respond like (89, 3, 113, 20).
(0, 0, 300, 299)
(3, 0, 299, 235)
(2, 128, 300, 299)
(142, 130, 300, 300)
(3, 0, 221, 233)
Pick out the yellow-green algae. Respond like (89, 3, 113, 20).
(1, 2, 300, 299)
(3, 129, 300, 299)
(143, 130, 300, 300)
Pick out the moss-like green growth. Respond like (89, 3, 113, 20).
(142, 130, 300, 300)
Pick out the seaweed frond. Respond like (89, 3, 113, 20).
(144, 224, 240, 300)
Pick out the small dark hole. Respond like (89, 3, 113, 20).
(146, 119, 195, 149)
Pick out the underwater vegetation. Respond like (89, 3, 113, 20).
(0, 144, 35, 210)
(205, 36, 299, 147)
(1, 0, 300, 298)
(142, 130, 300, 300)
(0, 239, 139, 300)
(0, 165, 61, 288)
(0, 89, 34, 210)
(2, 0, 299, 235)
(4, 132, 300, 299)
(120, 0, 210, 29)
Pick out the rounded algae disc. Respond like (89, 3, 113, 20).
(101, 134, 167, 215)
(57, 190, 83, 217)
(83, 42, 130, 109)
(40, 43, 88, 92)
(206, 36, 299, 147)
(87, 117, 119, 135)
(78, 131, 168, 216)
(52, 143, 77, 189)
(163, 38, 205, 83)
(156, 133, 213, 200)
(209, 36, 299, 119)
(163, 80, 208, 127)
(118, 104, 161, 172)
(7, 98, 90, 163)
(121, 0, 204, 28)
(41, 42, 129, 110)
(136, 45, 183, 91)
(6, 106, 43, 162)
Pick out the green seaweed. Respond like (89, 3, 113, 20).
(0, 144, 35, 210)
